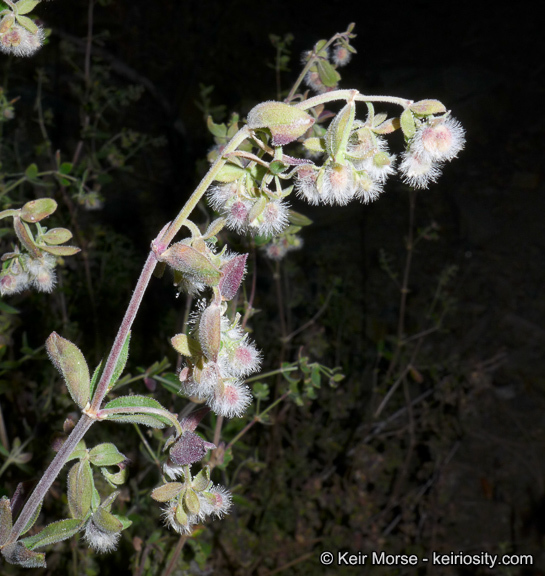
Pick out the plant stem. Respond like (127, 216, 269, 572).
(7, 414, 95, 545)
(162, 533, 188, 576)
(89, 251, 158, 412)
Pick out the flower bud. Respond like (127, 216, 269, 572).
(247, 101, 314, 146)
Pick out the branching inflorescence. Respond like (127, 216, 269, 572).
(0, 13, 464, 569)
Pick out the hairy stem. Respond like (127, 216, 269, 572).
(7, 414, 95, 545)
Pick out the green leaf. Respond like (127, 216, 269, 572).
(316, 60, 340, 87)
(184, 489, 200, 515)
(206, 116, 227, 139)
(104, 413, 170, 429)
(156, 373, 181, 395)
(59, 162, 73, 175)
(20, 500, 43, 537)
(67, 460, 93, 519)
(43, 228, 73, 245)
(107, 331, 130, 392)
(24, 163, 39, 181)
(0, 541, 45, 568)
(89, 443, 125, 467)
(151, 482, 184, 502)
(89, 360, 103, 399)
(15, 0, 41, 15)
(159, 243, 221, 286)
(46, 333, 90, 410)
(287, 210, 313, 227)
(92, 507, 123, 534)
(104, 394, 168, 413)
(20, 198, 57, 224)
(325, 102, 355, 158)
(21, 519, 83, 550)
(400, 108, 416, 139)
(40, 245, 81, 256)
(101, 465, 128, 487)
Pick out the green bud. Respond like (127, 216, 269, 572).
(198, 303, 221, 362)
(159, 243, 221, 286)
(247, 101, 314, 146)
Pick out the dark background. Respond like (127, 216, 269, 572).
(2, 0, 544, 574)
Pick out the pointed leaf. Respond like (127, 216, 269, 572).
(20, 499, 43, 537)
(214, 163, 246, 183)
(21, 519, 83, 550)
(192, 466, 211, 492)
(287, 210, 313, 227)
(89, 360, 103, 399)
(325, 102, 355, 158)
(104, 413, 170, 428)
(316, 60, 340, 87)
(219, 253, 247, 301)
(107, 331, 130, 392)
(46, 332, 90, 410)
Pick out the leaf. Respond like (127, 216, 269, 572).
(46, 333, 90, 410)
(43, 228, 73, 245)
(89, 443, 126, 467)
(67, 460, 93, 520)
(40, 245, 80, 256)
(107, 331, 130, 392)
(15, 0, 41, 15)
(316, 60, 340, 87)
(400, 108, 416, 140)
(219, 253, 247, 301)
(59, 162, 73, 175)
(101, 465, 128, 487)
(151, 482, 184, 502)
(21, 519, 83, 550)
(0, 541, 45, 568)
(92, 507, 123, 534)
(206, 116, 227, 138)
(20, 499, 43, 536)
(105, 413, 170, 428)
(0, 496, 12, 547)
(159, 243, 221, 286)
(89, 360, 103, 399)
(23, 163, 39, 181)
(15, 14, 38, 33)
